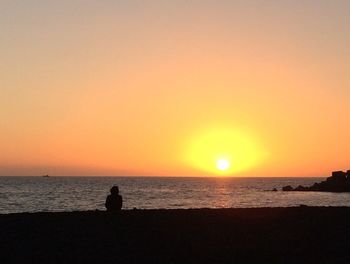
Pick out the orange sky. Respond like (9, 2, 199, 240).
(1, 1, 350, 176)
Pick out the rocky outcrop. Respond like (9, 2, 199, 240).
(282, 170, 350, 192)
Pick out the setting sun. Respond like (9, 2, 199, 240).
(216, 159, 230, 171)
(185, 128, 266, 176)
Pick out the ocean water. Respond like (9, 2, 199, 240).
(1, 176, 350, 214)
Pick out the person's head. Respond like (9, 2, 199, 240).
(110, 185, 119, 195)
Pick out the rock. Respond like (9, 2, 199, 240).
(295, 185, 308, 191)
(282, 169, 350, 193)
(282, 185, 293, 191)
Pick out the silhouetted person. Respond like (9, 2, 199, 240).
(105, 186, 123, 212)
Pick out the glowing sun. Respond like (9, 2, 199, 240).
(216, 159, 230, 171)
(186, 128, 266, 176)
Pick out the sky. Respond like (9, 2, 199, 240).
(1, 0, 350, 176)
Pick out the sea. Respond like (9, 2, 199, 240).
(1, 176, 350, 214)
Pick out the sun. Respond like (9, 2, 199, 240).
(216, 159, 230, 171)
(185, 128, 266, 176)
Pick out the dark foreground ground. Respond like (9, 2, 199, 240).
(1, 207, 350, 264)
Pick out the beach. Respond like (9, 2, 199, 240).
(1, 207, 350, 263)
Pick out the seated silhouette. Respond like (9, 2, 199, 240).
(105, 186, 123, 212)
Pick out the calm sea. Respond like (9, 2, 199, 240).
(1, 176, 350, 214)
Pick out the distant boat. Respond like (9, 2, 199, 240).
(42, 175, 50, 178)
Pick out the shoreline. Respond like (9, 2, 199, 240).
(0, 205, 349, 215)
(2, 207, 350, 263)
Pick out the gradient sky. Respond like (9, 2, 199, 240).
(1, 0, 350, 176)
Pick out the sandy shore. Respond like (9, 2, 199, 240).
(1, 207, 350, 263)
